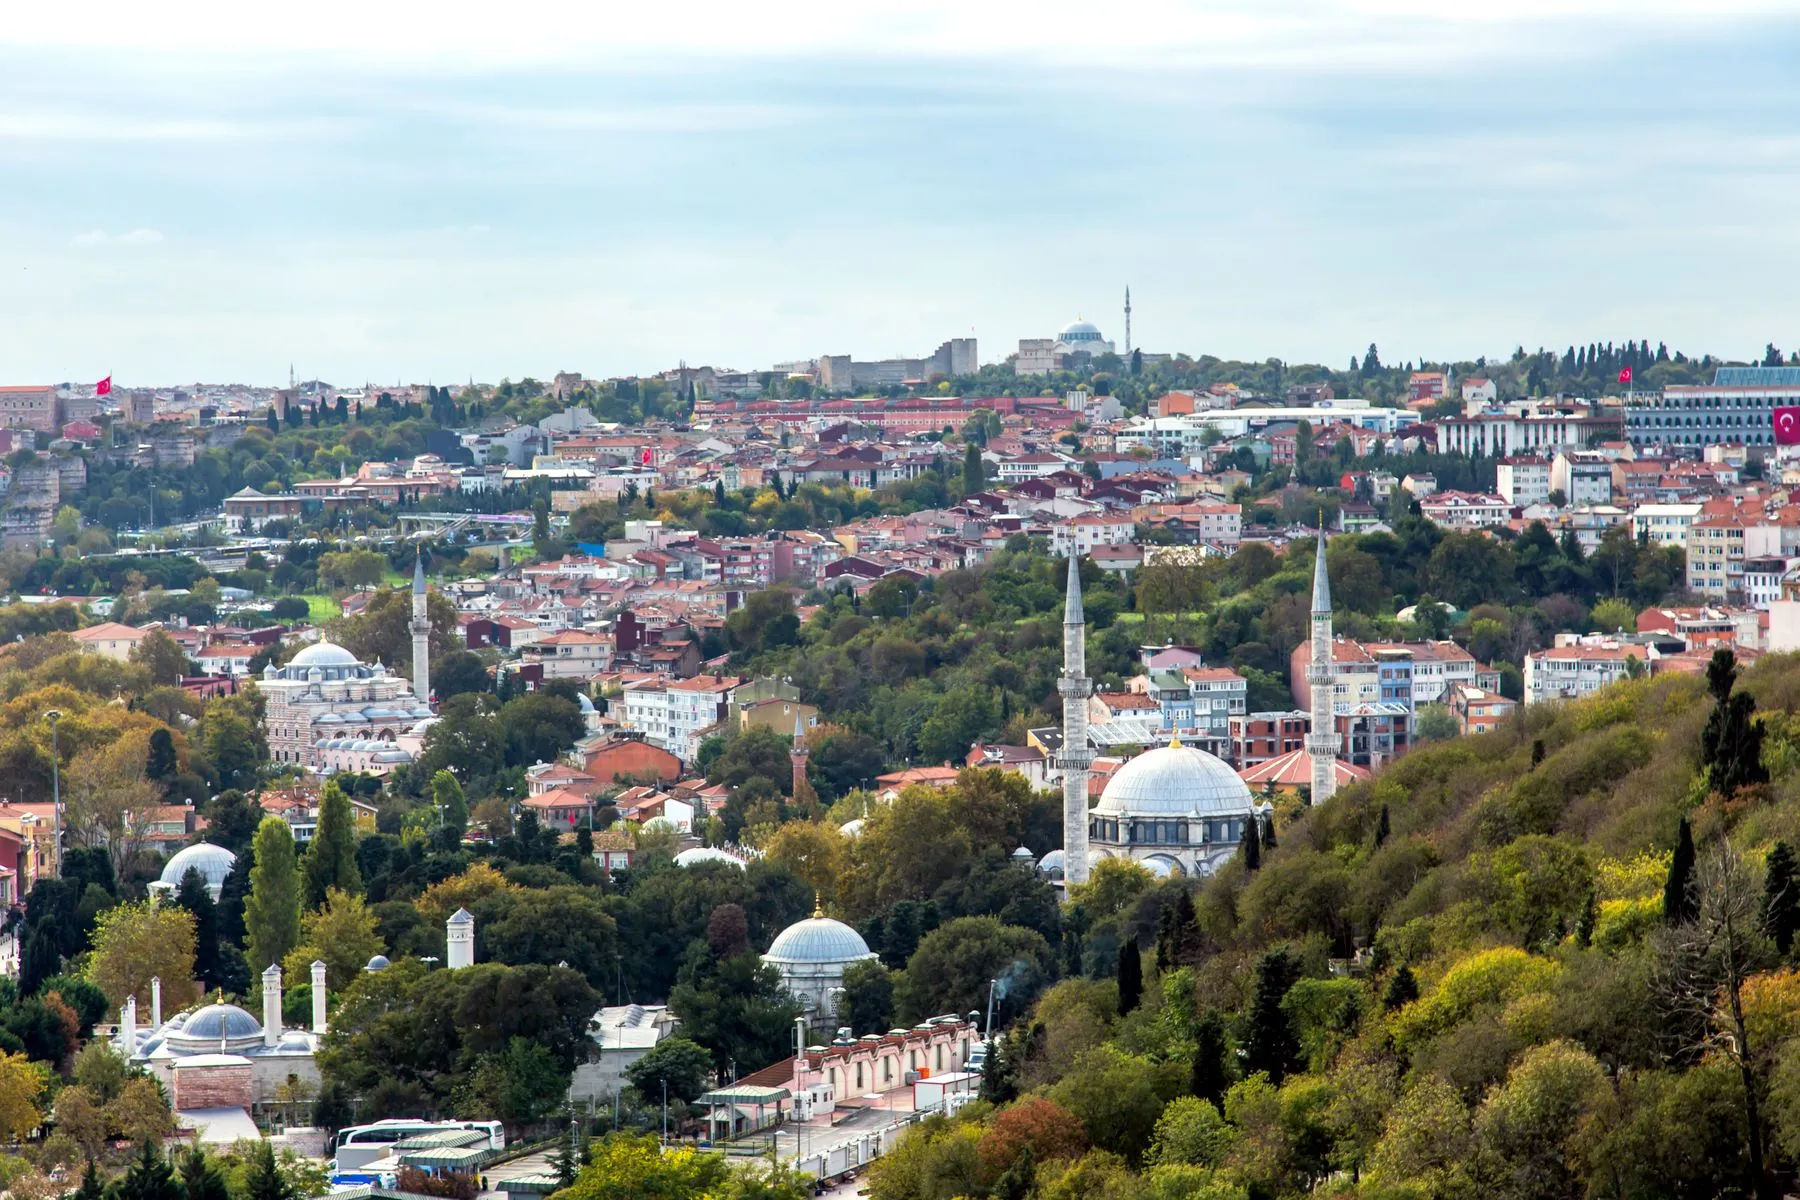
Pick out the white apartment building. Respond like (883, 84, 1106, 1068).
(1418, 491, 1512, 529)
(1632, 503, 1702, 548)
(623, 675, 745, 762)
(1550, 452, 1614, 505)
(529, 630, 613, 678)
(1523, 636, 1647, 705)
(1495, 459, 1551, 507)
(1050, 513, 1135, 558)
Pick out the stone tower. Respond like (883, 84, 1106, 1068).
(1058, 554, 1093, 885)
(446, 907, 475, 969)
(1306, 527, 1341, 803)
(411, 553, 431, 705)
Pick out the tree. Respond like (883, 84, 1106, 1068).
(1147, 1095, 1234, 1167)
(284, 889, 385, 992)
(1048, 1045, 1184, 1165)
(145, 728, 179, 784)
(303, 781, 361, 908)
(240, 1138, 293, 1200)
(1767, 841, 1799, 956)
(178, 1145, 230, 1200)
(1240, 816, 1262, 871)
(1414, 704, 1459, 743)
(329, 587, 458, 677)
(1665, 816, 1697, 926)
(85, 901, 198, 1011)
(433, 651, 491, 700)
(978, 1096, 1088, 1172)
(840, 959, 894, 1036)
(1190, 1012, 1230, 1112)
(462, 1036, 568, 1130)
(555, 1135, 727, 1200)
(174, 867, 230, 993)
(431, 770, 469, 845)
(130, 631, 191, 687)
(894, 917, 1054, 1027)
(1116, 941, 1142, 1015)
(1702, 649, 1768, 796)
(73, 1159, 106, 1200)
(1654, 841, 1774, 1188)
(0, 1052, 44, 1143)
(200, 703, 264, 792)
(963, 443, 985, 494)
(116, 1139, 180, 1200)
(624, 1037, 714, 1104)
(245, 816, 303, 972)
(1243, 948, 1302, 1085)
(1382, 965, 1420, 1011)
(63, 739, 163, 880)
(667, 954, 802, 1075)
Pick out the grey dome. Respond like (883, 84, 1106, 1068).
(178, 1003, 261, 1042)
(160, 842, 236, 892)
(674, 847, 745, 869)
(1037, 849, 1067, 880)
(365, 955, 391, 971)
(291, 641, 359, 668)
(764, 917, 875, 966)
(1095, 743, 1253, 818)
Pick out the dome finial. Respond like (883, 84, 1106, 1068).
(812, 891, 824, 919)
(1170, 729, 1182, 749)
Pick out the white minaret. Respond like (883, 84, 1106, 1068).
(150, 977, 161, 1032)
(310, 960, 329, 1034)
(1306, 527, 1340, 804)
(119, 996, 136, 1060)
(446, 907, 475, 969)
(1058, 554, 1093, 885)
(411, 553, 432, 706)
(262, 964, 283, 1047)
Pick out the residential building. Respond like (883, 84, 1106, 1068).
(1229, 712, 1308, 769)
(1523, 635, 1648, 704)
(1632, 502, 1703, 548)
(1550, 451, 1614, 505)
(1418, 491, 1512, 529)
(1446, 684, 1517, 735)
(72, 622, 150, 661)
(1495, 458, 1551, 507)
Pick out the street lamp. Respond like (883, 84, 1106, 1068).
(45, 711, 61, 878)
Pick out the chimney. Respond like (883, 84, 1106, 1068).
(150, 977, 161, 1032)
(262, 964, 282, 1047)
(310, 960, 328, 1035)
(120, 996, 136, 1060)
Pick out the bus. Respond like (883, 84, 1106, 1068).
(330, 1120, 505, 1172)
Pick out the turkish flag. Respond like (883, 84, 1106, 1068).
(1618, 367, 1632, 384)
(1776, 407, 1800, 445)
(640, 446, 653, 465)
(95, 376, 112, 396)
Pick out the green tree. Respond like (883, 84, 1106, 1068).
(894, 917, 1054, 1026)
(130, 630, 191, 687)
(1190, 1011, 1230, 1111)
(840, 959, 895, 1036)
(963, 443, 985, 494)
(245, 817, 303, 972)
(624, 1036, 714, 1104)
(461, 1036, 567, 1130)
(1116, 941, 1142, 1015)
(241, 1138, 293, 1200)
(667, 954, 801, 1074)
(433, 650, 491, 700)
(116, 1139, 181, 1200)
(145, 728, 179, 783)
(1767, 840, 1799, 956)
(1665, 816, 1697, 926)
(432, 770, 469, 844)
(556, 1135, 727, 1200)
(303, 781, 361, 908)
(178, 1145, 231, 1200)
(1048, 1045, 1184, 1165)
(285, 889, 385, 992)
(1243, 948, 1301, 1085)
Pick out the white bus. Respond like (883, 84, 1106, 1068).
(331, 1119, 505, 1172)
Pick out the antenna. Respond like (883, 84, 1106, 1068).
(1124, 286, 1132, 356)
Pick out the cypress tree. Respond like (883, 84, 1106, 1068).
(1190, 1011, 1230, 1112)
(963, 442, 984, 494)
(245, 816, 303, 970)
(1767, 841, 1800, 956)
(175, 868, 224, 991)
(1665, 816, 1698, 926)
(178, 1145, 230, 1200)
(1117, 941, 1142, 1014)
(1260, 810, 1277, 851)
(1243, 948, 1301, 1084)
(713, 480, 727, 506)
(146, 729, 178, 784)
(1382, 965, 1420, 1011)
(1374, 804, 1391, 849)
(117, 1140, 180, 1200)
(73, 1159, 105, 1200)
(1576, 889, 1599, 949)
(431, 770, 469, 847)
(302, 781, 361, 908)
(1240, 816, 1262, 871)
(243, 1139, 293, 1200)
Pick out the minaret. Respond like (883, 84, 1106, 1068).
(790, 712, 809, 798)
(1306, 527, 1340, 804)
(1058, 554, 1093, 885)
(446, 908, 475, 969)
(411, 553, 431, 705)
(1124, 286, 1132, 356)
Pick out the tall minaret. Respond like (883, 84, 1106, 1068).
(1123, 287, 1132, 356)
(1306, 527, 1340, 804)
(1059, 554, 1093, 885)
(411, 553, 432, 705)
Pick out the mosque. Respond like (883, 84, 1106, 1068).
(1014, 319, 1120, 375)
(1053, 553, 1276, 881)
(258, 557, 436, 771)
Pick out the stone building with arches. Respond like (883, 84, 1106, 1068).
(258, 641, 433, 770)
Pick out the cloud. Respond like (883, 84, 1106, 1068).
(70, 228, 164, 246)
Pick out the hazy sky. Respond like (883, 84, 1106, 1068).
(3, 1, 1799, 385)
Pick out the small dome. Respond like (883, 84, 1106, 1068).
(1037, 849, 1067, 880)
(315, 712, 345, 724)
(178, 1003, 261, 1043)
(1010, 846, 1034, 863)
(838, 818, 865, 839)
(365, 955, 392, 972)
(160, 842, 236, 892)
(765, 917, 875, 966)
(291, 641, 360, 668)
(577, 694, 597, 713)
(675, 847, 746, 869)
(1096, 743, 1254, 818)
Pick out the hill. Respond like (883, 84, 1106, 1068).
(870, 650, 1800, 1200)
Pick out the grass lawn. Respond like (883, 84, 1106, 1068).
(301, 594, 341, 624)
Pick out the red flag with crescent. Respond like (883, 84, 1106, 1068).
(1776, 407, 1800, 445)
(95, 376, 112, 396)
(1617, 367, 1632, 385)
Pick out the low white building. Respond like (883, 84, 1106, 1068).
(569, 1004, 680, 1102)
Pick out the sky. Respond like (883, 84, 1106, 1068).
(2, 1, 1800, 386)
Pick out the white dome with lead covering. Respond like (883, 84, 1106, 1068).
(1096, 743, 1254, 817)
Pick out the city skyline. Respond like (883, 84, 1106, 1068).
(2, 1, 1798, 383)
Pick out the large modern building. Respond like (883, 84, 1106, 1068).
(1625, 366, 1800, 451)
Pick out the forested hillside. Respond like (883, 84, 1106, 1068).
(870, 651, 1800, 1200)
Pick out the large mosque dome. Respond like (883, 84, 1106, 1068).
(1095, 743, 1253, 817)
(1059, 319, 1106, 342)
(289, 641, 360, 669)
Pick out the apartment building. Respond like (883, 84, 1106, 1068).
(1418, 491, 1512, 529)
(1291, 637, 1497, 710)
(1550, 452, 1614, 505)
(1495, 458, 1551, 507)
(1523, 636, 1648, 704)
(1050, 513, 1135, 558)
(622, 675, 746, 762)
(1632, 502, 1703, 547)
